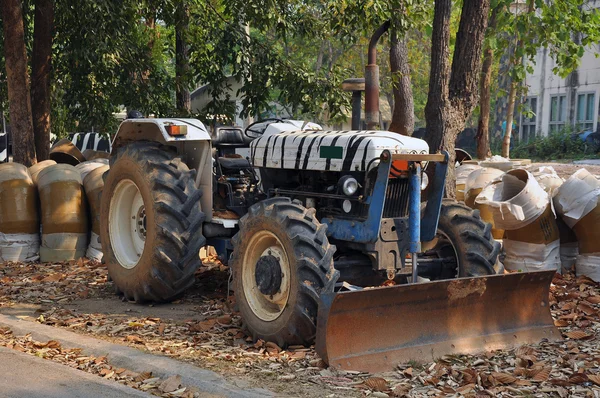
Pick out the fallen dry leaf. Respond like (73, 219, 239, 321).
(588, 374, 600, 386)
(564, 330, 592, 340)
(568, 372, 589, 384)
(554, 319, 569, 327)
(491, 372, 517, 384)
(578, 302, 596, 316)
(586, 295, 600, 304)
(531, 367, 551, 382)
(159, 374, 182, 393)
(364, 376, 388, 392)
(126, 335, 143, 344)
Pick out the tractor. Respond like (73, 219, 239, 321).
(100, 117, 559, 372)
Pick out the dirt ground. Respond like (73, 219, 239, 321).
(2, 161, 600, 396)
(528, 162, 600, 179)
(1, 258, 600, 397)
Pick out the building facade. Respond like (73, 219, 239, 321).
(520, 17, 600, 140)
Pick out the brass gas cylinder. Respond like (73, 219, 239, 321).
(49, 138, 85, 166)
(29, 159, 57, 186)
(76, 159, 109, 181)
(37, 164, 89, 261)
(0, 163, 40, 262)
(83, 165, 109, 261)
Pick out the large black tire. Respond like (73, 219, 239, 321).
(430, 199, 500, 279)
(231, 198, 339, 347)
(100, 142, 205, 302)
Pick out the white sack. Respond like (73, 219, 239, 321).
(475, 170, 548, 231)
(576, 254, 600, 282)
(554, 169, 600, 228)
(503, 239, 561, 272)
(0, 233, 40, 263)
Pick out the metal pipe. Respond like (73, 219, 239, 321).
(368, 21, 391, 65)
(408, 163, 422, 283)
(365, 21, 390, 130)
(351, 91, 362, 130)
(411, 253, 419, 284)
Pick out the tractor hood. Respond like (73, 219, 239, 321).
(250, 129, 430, 172)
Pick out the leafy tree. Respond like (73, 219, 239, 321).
(2, 0, 36, 165)
(490, 0, 600, 157)
(425, 0, 490, 197)
(31, 0, 53, 160)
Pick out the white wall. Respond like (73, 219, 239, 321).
(522, 1, 600, 138)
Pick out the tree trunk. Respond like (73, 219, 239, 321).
(2, 0, 37, 166)
(476, 7, 499, 160)
(388, 29, 414, 136)
(175, 2, 191, 113)
(501, 0, 534, 158)
(31, 0, 54, 161)
(502, 82, 517, 157)
(424, 0, 452, 154)
(425, 0, 490, 198)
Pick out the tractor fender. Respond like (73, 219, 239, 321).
(112, 118, 211, 149)
(111, 118, 213, 220)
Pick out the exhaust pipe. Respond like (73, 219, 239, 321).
(365, 21, 390, 130)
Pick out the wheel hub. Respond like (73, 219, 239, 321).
(255, 254, 282, 296)
(136, 205, 147, 240)
(108, 179, 146, 270)
(241, 231, 291, 322)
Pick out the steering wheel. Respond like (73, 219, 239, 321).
(244, 118, 285, 138)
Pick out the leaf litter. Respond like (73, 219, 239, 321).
(1, 258, 600, 396)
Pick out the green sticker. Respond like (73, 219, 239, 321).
(320, 146, 343, 159)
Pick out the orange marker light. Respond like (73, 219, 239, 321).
(389, 160, 408, 178)
(165, 125, 187, 136)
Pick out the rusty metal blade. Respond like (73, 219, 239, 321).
(316, 271, 560, 373)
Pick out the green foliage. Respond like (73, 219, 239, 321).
(510, 127, 593, 161)
(495, 0, 600, 84)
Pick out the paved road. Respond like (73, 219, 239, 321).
(0, 346, 149, 398)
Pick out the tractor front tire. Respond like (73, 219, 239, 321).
(431, 199, 500, 279)
(231, 198, 339, 347)
(100, 142, 205, 302)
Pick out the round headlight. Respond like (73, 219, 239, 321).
(342, 177, 358, 196)
(342, 200, 352, 213)
(421, 172, 429, 191)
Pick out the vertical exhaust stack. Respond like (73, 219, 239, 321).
(341, 78, 365, 130)
(365, 21, 390, 130)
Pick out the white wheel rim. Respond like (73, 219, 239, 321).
(109, 179, 146, 269)
(241, 231, 291, 322)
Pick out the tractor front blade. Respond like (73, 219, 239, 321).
(316, 270, 560, 373)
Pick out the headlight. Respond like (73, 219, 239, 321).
(342, 200, 352, 213)
(421, 172, 429, 191)
(341, 176, 359, 196)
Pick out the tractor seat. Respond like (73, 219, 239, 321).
(213, 127, 254, 148)
(217, 157, 252, 169)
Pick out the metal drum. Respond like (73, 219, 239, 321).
(37, 164, 89, 261)
(49, 138, 85, 166)
(29, 160, 57, 186)
(464, 167, 505, 240)
(0, 163, 40, 262)
(82, 149, 110, 161)
(83, 165, 109, 261)
(76, 159, 109, 181)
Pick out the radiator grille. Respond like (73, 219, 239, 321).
(350, 177, 410, 219)
(383, 178, 410, 218)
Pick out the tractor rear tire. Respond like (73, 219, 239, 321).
(231, 198, 339, 347)
(100, 142, 205, 302)
(431, 199, 500, 279)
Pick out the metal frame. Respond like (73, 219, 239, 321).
(322, 150, 449, 245)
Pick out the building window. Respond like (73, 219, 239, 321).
(549, 94, 567, 133)
(577, 92, 595, 131)
(520, 97, 537, 142)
